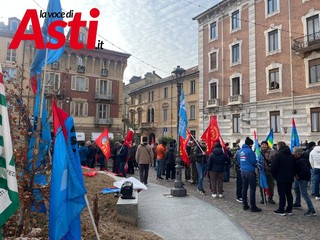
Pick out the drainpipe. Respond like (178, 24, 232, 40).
(288, 0, 295, 113)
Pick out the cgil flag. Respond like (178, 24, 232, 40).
(0, 66, 20, 229)
(290, 118, 300, 152)
(178, 90, 188, 139)
(180, 129, 192, 166)
(50, 100, 87, 240)
(265, 128, 274, 149)
(254, 131, 269, 198)
(201, 116, 221, 155)
(124, 128, 134, 147)
(95, 128, 111, 160)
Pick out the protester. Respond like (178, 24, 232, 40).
(259, 141, 275, 204)
(111, 142, 120, 173)
(128, 143, 137, 174)
(223, 143, 233, 182)
(309, 140, 320, 200)
(96, 145, 106, 171)
(189, 141, 199, 185)
(117, 140, 129, 178)
(165, 141, 176, 181)
(185, 141, 192, 182)
(304, 141, 317, 196)
(271, 141, 295, 216)
(79, 141, 88, 166)
(238, 137, 261, 212)
(155, 140, 167, 180)
(208, 142, 228, 198)
(152, 142, 158, 168)
(86, 141, 96, 168)
(193, 139, 208, 195)
(234, 139, 242, 202)
(292, 147, 316, 216)
(135, 136, 154, 185)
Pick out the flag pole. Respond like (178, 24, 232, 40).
(84, 195, 100, 240)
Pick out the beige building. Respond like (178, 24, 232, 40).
(194, 0, 320, 146)
(0, 17, 130, 141)
(126, 66, 199, 143)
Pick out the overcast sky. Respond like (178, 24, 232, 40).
(0, 0, 221, 83)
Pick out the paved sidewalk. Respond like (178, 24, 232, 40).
(138, 183, 252, 240)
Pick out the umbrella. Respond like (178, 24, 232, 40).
(113, 177, 148, 190)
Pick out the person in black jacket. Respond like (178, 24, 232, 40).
(271, 141, 295, 216)
(207, 142, 228, 198)
(117, 141, 129, 178)
(292, 147, 317, 216)
(165, 141, 176, 181)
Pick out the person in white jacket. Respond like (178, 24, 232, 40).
(309, 141, 320, 200)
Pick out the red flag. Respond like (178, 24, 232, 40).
(124, 128, 134, 147)
(151, 136, 155, 148)
(95, 128, 111, 159)
(0, 66, 4, 84)
(201, 116, 221, 155)
(180, 129, 192, 166)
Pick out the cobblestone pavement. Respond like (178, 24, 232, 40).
(127, 166, 320, 240)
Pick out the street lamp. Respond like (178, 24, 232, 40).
(171, 66, 187, 197)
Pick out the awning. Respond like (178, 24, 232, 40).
(76, 132, 85, 141)
(91, 132, 114, 140)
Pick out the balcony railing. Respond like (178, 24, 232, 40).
(228, 95, 243, 105)
(95, 92, 114, 101)
(94, 118, 113, 125)
(292, 31, 320, 54)
(140, 122, 154, 129)
(206, 98, 219, 108)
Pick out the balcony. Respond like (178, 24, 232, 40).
(228, 95, 243, 105)
(139, 122, 154, 130)
(77, 65, 85, 73)
(44, 86, 65, 97)
(206, 98, 219, 108)
(95, 92, 114, 101)
(94, 118, 113, 126)
(292, 32, 320, 55)
(101, 68, 108, 77)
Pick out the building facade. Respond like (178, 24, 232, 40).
(194, 0, 320, 146)
(126, 66, 199, 143)
(0, 17, 130, 141)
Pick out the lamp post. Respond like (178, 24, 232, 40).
(171, 66, 187, 197)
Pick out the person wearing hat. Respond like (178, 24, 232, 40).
(237, 137, 262, 212)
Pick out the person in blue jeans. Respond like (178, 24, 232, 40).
(193, 140, 207, 195)
(238, 137, 261, 212)
(293, 147, 316, 216)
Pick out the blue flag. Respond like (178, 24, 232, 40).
(178, 90, 188, 139)
(290, 118, 300, 152)
(50, 101, 86, 240)
(28, 0, 65, 212)
(265, 128, 274, 149)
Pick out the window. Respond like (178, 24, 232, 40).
(311, 108, 320, 132)
(190, 105, 196, 120)
(138, 95, 142, 104)
(164, 87, 168, 98)
(231, 10, 240, 30)
(70, 101, 88, 117)
(210, 82, 217, 99)
(232, 44, 240, 64)
(9, 20, 18, 31)
(268, 30, 279, 52)
(148, 91, 154, 102)
(96, 79, 112, 97)
(138, 109, 142, 124)
(269, 68, 279, 90)
(79, 32, 86, 43)
(45, 72, 60, 88)
(233, 114, 240, 133)
(163, 109, 168, 122)
(267, 0, 278, 15)
(210, 21, 217, 40)
(130, 112, 135, 125)
(147, 108, 154, 122)
(270, 111, 280, 133)
(131, 97, 135, 105)
(6, 43, 16, 62)
(210, 52, 217, 70)
(190, 130, 196, 139)
(232, 77, 240, 95)
(190, 80, 196, 94)
(97, 104, 110, 119)
(307, 15, 320, 43)
(71, 76, 89, 91)
(309, 58, 320, 83)
(4, 68, 16, 82)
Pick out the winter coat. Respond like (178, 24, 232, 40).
(135, 143, 154, 165)
(261, 147, 275, 173)
(271, 146, 295, 183)
(207, 147, 228, 173)
(79, 145, 88, 162)
(192, 145, 207, 164)
(87, 145, 96, 160)
(295, 156, 311, 181)
(310, 146, 320, 169)
(237, 144, 256, 172)
(165, 147, 176, 165)
(117, 145, 129, 163)
(155, 144, 166, 160)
